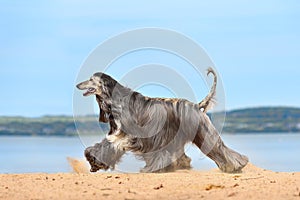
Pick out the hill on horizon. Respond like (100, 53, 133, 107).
(220, 106, 300, 133)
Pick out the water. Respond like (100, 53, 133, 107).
(0, 133, 299, 173)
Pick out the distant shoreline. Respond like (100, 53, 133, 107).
(1, 106, 300, 136)
(0, 132, 300, 137)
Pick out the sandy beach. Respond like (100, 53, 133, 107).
(0, 162, 299, 200)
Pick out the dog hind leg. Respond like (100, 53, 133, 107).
(140, 150, 191, 173)
(173, 152, 192, 170)
(193, 115, 249, 173)
(140, 151, 174, 173)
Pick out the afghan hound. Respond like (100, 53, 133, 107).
(77, 68, 248, 173)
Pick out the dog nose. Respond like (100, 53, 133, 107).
(76, 83, 82, 89)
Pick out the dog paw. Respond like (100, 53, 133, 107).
(84, 148, 110, 172)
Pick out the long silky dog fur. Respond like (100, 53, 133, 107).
(77, 68, 248, 173)
(84, 69, 215, 172)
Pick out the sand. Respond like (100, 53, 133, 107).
(0, 163, 299, 200)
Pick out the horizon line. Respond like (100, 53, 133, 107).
(0, 105, 299, 118)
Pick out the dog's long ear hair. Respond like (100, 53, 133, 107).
(94, 73, 119, 123)
(96, 95, 109, 123)
(99, 109, 108, 123)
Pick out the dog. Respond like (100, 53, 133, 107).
(82, 69, 217, 172)
(77, 68, 248, 173)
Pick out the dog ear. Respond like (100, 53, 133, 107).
(96, 95, 109, 123)
(99, 109, 109, 123)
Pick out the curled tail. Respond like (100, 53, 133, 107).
(199, 67, 217, 113)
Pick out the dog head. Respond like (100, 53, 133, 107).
(76, 73, 103, 97)
(76, 72, 117, 97)
(77, 73, 118, 123)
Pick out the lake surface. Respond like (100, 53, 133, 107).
(0, 133, 299, 173)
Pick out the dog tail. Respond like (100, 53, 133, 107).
(198, 67, 217, 113)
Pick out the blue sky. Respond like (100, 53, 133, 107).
(0, 0, 299, 116)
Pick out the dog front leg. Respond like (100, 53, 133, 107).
(85, 138, 125, 172)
